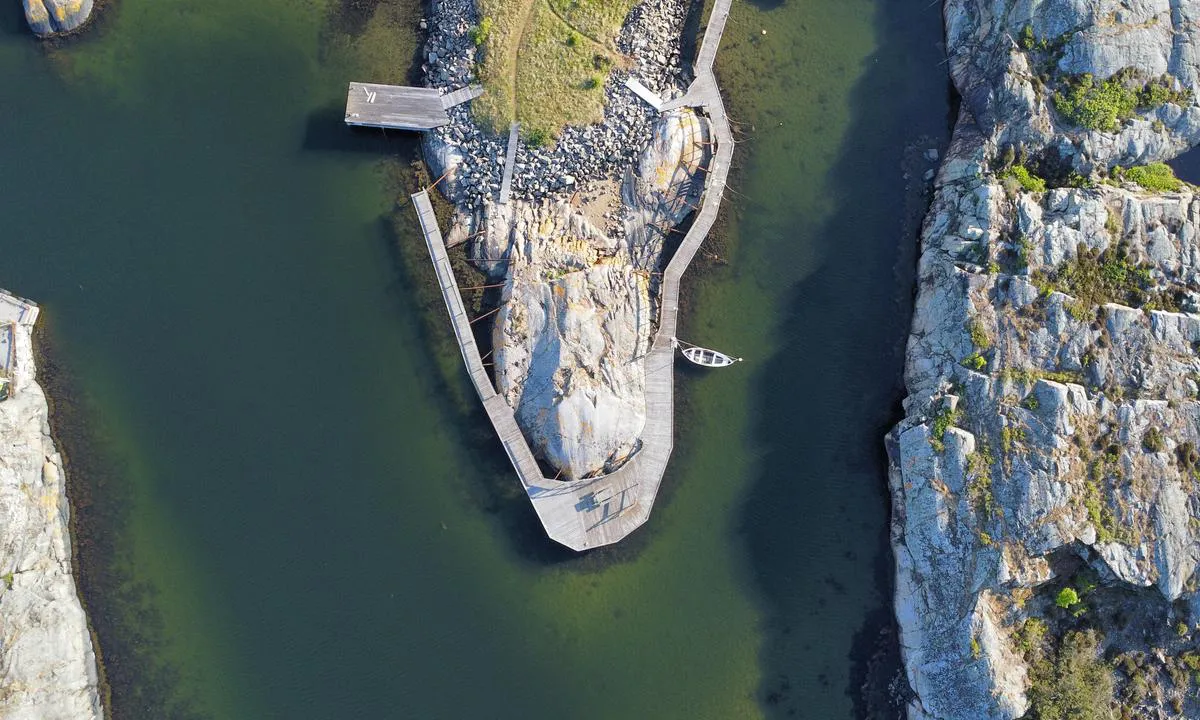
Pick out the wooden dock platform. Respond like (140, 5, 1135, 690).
(344, 83, 482, 131)
(410, 0, 735, 550)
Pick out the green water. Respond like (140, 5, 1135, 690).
(0, 0, 948, 716)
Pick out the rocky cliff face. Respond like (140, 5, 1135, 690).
(22, 0, 93, 37)
(0, 294, 103, 720)
(891, 0, 1200, 717)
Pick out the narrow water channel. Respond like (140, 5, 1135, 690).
(0, 0, 949, 716)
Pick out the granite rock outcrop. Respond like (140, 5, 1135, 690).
(0, 293, 103, 720)
(892, 0, 1200, 716)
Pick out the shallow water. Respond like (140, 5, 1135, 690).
(0, 0, 949, 716)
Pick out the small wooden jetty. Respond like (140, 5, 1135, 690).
(344, 83, 483, 131)
(408, 0, 735, 551)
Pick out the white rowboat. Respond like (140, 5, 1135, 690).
(680, 345, 739, 368)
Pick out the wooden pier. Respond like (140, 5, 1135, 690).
(344, 83, 483, 131)
(411, 0, 735, 550)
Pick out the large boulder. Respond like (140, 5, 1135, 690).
(23, 0, 93, 37)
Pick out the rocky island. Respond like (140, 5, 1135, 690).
(420, 0, 719, 481)
(890, 0, 1200, 717)
(0, 291, 102, 719)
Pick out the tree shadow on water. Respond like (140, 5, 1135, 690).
(737, 1, 951, 718)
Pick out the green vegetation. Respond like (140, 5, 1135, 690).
(1017, 617, 1049, 658)
(1052, 70, 1191, 132)
(1001, 425, 1027, 454)
(468, 16, 494, 46)
(472, 0, 635, 137)
(1053, 73, 1138, 132)
(1105, 208, 1122, 240)
(1114, 163, 1184, 193)
(1, 572, 11, 591)
(1014, 236, 1035, 272)
(929, 404, 961, 453)
(1143, 427, 1165, 453)
(1084, 442, 1125, 543)
(968, 320, 991, 350)
(1000, 367, 1085, 386)
(1032, 244, 1154, 310)
(1019, 25, 1036, 51)
(1009, 164, 1048, 193)
(962, 352, 987, 371)
(547, 0, 634, 45)
(524, 126, 550, 147)
(1027, 630, 1115, 720)
(966, 445, 996, 519)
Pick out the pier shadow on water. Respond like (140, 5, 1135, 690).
(736, 0, 951, 717)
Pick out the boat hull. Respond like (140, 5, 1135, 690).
(681, 346, 734, 367)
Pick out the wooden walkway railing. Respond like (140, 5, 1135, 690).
(411, 0, 735, 550)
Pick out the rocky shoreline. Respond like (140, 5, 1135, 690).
(0, 291, 103, 720)
(890, 0, 1200, 717)
(421, 0, 709, 479)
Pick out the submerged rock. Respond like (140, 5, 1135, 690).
(0, 292, 103, 719)
(23, 0, 93, 37)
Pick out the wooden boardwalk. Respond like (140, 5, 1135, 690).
(498, 123, 519, 205)
(411, 0, 735, 550)
(345, 83, 482, 131)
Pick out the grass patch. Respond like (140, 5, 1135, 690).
(547, 0, 633, 46)
(473, 0, 633, 137)
(1114, 162, 1184, 192)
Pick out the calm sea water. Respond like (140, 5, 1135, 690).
(0, 0, 948, 716)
